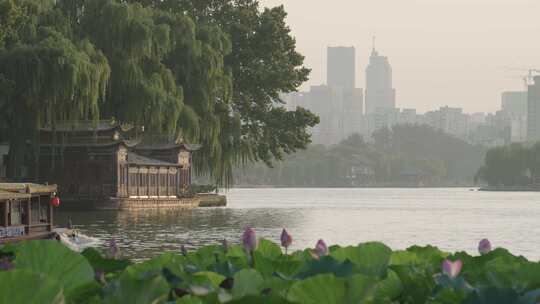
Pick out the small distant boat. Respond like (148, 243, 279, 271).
(54, 228, 100, 252)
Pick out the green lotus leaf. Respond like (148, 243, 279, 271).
(176, 295, 204, 304)
(271, 255, 304, 278)
(232, 269, 265, 299)
(189, 245, 227, 269)
(331, 242, 392, 277)
(82, 247, 132, 274)
(391, 265, 436, 303)
(344, 274, 378, 303)
(261, 277, 295, 298)
(256, 239, 283, 259)
(226, 245, 250, 270)
(103, 272, 170, 304)
(390, 250, 422, 266)
(406, 245, 447, 270)
(297, 255, 354, 279)
(123, 253, 185, 277)
(287, 273, 346, 304)
(431, 287, 467, 304)
(374, 270, 403, 301)
(13, 240, 94, 297)
(228, 294, 293, 303)
(463, 287, 519, 304)
(193, 271, 226, 289)
(0, 269, 65, 304)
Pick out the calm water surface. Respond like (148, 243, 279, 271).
(55, 188, 540, 260)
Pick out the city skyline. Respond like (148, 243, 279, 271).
(260, 0, 540, 113)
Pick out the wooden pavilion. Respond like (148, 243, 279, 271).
(38, 120, 201, 210)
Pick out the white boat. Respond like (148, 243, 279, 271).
(54, 228, 101, 252)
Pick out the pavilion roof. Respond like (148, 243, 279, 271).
(127, 152, 179, 167)
(0, 183, 57, 195)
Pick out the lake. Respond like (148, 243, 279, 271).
(55, 188, 540, 260)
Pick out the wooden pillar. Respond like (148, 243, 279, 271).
(126, 166, 130, 198)
(3, 201, 7, 227)
(26, 198, 31, 234)
(48, 196, 53, 232)
(157, 170, 160, 197)
(176, 168, 180, 197)
(136, 168, 140, 197)
(167, 168, 170, 197)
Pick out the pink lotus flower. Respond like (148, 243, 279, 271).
(280, 229, 293, 250)
(314, 239, 329, 257)
(442, 259, 462, 278)
(242, 227, 258, 253)
(478, 239, 492, 255)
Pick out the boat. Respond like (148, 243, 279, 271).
(54, 228, 101, 252)
(0, 183, 59, 244)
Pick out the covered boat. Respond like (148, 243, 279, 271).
(0, 183, 58, 243)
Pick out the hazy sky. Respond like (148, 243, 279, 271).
(260, 0, 540, 113)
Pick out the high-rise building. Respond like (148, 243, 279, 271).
(309, 85, 345, 145)
(342, 88, 364, 136)
(501, 91, 527, 143)
(527, 77, 540, 142)
(502, 91, 527, 118)
(327, 46, 356, 89)
(365, 43, 395, 114)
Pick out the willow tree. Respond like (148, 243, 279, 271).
(77, 0, 239, 184)
(0, 0, 110, 178)
(136, 0, 320, 181)
(77, 0, 193, 136)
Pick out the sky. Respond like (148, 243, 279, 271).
(260, 0, 540, 113)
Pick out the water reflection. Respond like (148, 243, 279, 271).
(56, 206, 300, 260)
(56, 188, 540, 261)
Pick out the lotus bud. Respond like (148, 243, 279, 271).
(108, 238, 120, 259)
(95, 269, 106, 284)
(181, 245, 188, 257)
(242, 227, 258, 253)
(221, 239, 229, 253)
(0, 257, 13, 271)
(280, 229, 293, 251)
(314, 239, 328, 257)
(478, 239, 492, 255)
(442, 259, 462, 278)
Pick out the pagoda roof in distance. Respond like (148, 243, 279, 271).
(134, 134, 201, 151)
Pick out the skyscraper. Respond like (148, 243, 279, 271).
(527, 77, 540, 142)
(327, 46, 356, 89)
(502, 91, 527, 118)
(502, 91, 527, 143)
(365, 42, 395, 114)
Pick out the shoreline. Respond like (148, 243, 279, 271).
(232, 185, 478, 189)
(478, 186, 540, 192)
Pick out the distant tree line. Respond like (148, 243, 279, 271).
(0, 0, 318, 185)
(476, 143, 540, 187)
(235, 124, 487, 187)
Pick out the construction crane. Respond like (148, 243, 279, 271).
(502, 67, 540, 87)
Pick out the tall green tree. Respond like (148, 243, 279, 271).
(0, 0, 110, 178)
(137, 0, 319, 171)
(1, 0, 318, 186)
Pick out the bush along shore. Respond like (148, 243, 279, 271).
(1, 230, 540, 304)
